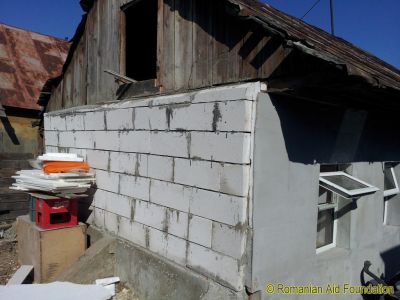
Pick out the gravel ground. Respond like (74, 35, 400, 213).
(114, 283, 138, 300)
(0, 239, 19, 285)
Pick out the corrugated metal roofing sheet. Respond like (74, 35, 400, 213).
(227, 0, 400, 90)
(0, 23, 69, 110)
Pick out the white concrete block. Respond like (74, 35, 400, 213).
(119, 131, 150, 153)
(168, 101, 253, 132)
(118, 216, 132, 241)
(149, 132, 189, 158)
(109, 152, 135, 175)
(174, 158, 250, 197)
(149, 228, 187, 265)
(151, 93, 191, 107)
(95, 170, 119, 194)
(188, 215, 212, 248)
(86, 150, 109, 170)
(119, 174, 150, 201)
(192, 83, 259, 103)
(85, 111, 105, 130)
(190, 132, 251, 164)
(174, 158, 220, 192)
(45, 131, 58, 146)
(220, 163, 250, 197)
(133, 200, 166, 230)
(50, 115, 66, 131)
(57, 147, 70, 153)
(137, 154, 148, 177)
(66, 114, 85, 131)
(106, 108, 134, 130)
(187, 243, 244, 291)
(93, 208, 105, 229)
(118, 218, 147, 248)
(94, 131, 120, 151)
(68, 148, 87, 160)
(212, 222, 246, 259)
(148, 155, 174, 182)
(169, 103, 213, 131)
(131, 221, 148, 248)
(167, 209, 188, 239)
(190, 188, 247, 226)
(74, 131, 95, 149)
(104, 211, 119, 234)
(43, 116, 51, 131)
(150, 180, 190, 212)
(59, 131, 75, 147)
(217, 101, 253, 132)
(105, 192, 131, 219)
(93, 189, 107, 209)
(134, 107, 168, 130)
(109, 152, 148, 176)
(45, 145, 58, 153)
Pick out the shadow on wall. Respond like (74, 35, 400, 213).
(1, 116, 20, 145)
(77, 186, 95, 224)
(269, 94, 400, 165)
(380, 245, 400, 280)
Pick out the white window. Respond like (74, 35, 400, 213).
(316, 188, 338, 253)
(319, 171, 379, 199)
(383, 163, 400, 225)
(317, 165, 378, 253)
(383, 164, 399, 197)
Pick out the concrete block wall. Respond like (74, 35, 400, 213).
(44, 83, 261, 292)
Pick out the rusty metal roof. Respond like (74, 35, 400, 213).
(227, 0, 400, 90)
(0, 23, 69, 110)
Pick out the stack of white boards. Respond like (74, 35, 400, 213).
(37, 153, 84, 162)
(10, 170, 95, 197)
(9, 153, 95, 197)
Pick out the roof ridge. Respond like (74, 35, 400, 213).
(0, 21, 70, 44)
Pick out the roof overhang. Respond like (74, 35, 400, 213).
(226, 0, 400, 92)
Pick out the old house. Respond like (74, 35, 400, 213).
(42, 0, 400, 299)
(0, 23, 69, 221)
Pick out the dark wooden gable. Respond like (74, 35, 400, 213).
(46, 0, 294, 111)
(157, 0, 290, 92)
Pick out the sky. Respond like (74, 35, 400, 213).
(0, 0, 399, 69)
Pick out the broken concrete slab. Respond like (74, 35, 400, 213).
(56, 233, 116, 284)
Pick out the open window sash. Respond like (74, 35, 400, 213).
(319, 171, 379, 199)
(384, 167, 400, 197)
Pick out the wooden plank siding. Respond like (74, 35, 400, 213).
(191, 0, 213, 88)
(48, 0, 289, 111)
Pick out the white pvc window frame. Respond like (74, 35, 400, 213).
(319, 171, 379, 199)
(383, 167, 400, 197)
(316, 200, 338, 254)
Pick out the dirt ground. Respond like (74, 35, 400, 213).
(0, 240, 19, 285)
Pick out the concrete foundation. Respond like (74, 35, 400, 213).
(115, 240, 246, 300)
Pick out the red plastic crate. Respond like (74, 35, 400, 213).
(35, 197, 78, 230)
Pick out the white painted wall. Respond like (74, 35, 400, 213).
(44, 83, 261, 292)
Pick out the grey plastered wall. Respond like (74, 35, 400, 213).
(250, 92, 400, 299)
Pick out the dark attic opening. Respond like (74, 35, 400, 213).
(123, 0, 158, 81)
